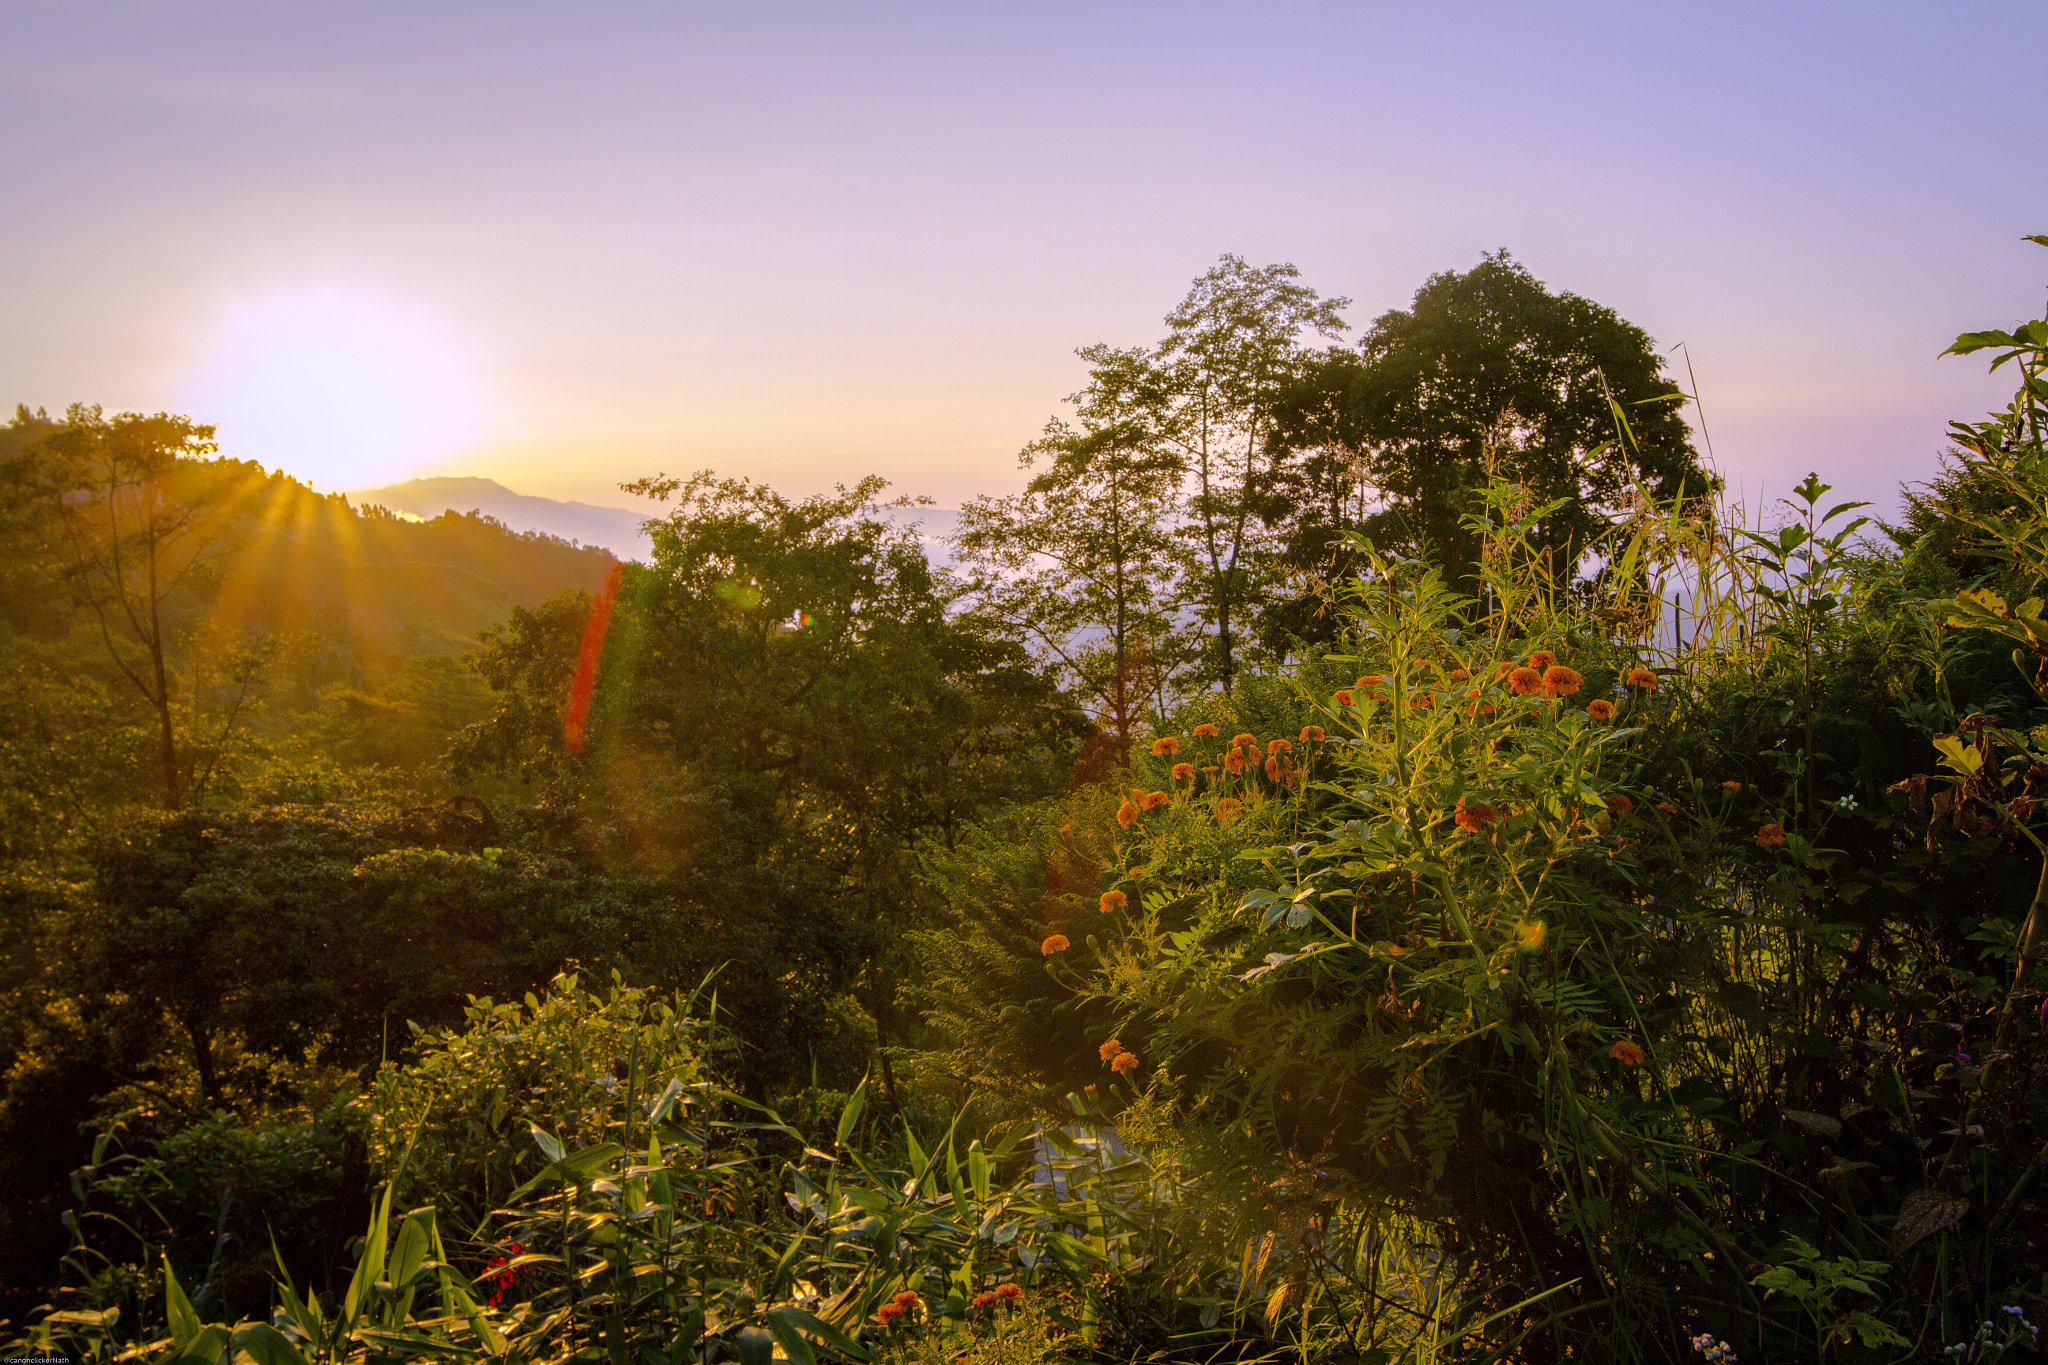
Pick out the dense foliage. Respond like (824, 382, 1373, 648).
(9, 246, 2048, 1364)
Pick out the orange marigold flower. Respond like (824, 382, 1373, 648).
(1267, 737, 1292, 755)
(1099, 889, 1128, 913)
(1608, 1040, 1646, 1066)
(1722, 780, 1742, 792)
(1172, 761, 1195, 781)
(971, 1290, 998, 1310)
(1450, 668, 1470, 681)
(1110, 1051, 1140, 1076)
(1609, 794, 1634, 817)
(1585, 699, 1615, 721)
(1116, 798, 1138, 828)
(1453, 799, 1498, 833)
(1625, 667, 1659, 690)
(1264, 755, 1282, 783)
(1216, 797, 1243, 823)
(1656, 801, 1678, 814)
(1334, 688, 1354, 706)
(1542, 665, 1584, 698)
(1192, 723, 1220, 738)
(1527, 650, 1557, 670)
(1150, 736, 1180, 756)
(1223, 749, 1246, 775)
(1142, 789, 1170, 811)
(1754, 822, 1787, 848)
(892, 1291, 921, 1308)
(1356, 675, 1384, 689)
(1411, 694, 1434, 710)
(1300, 725, 1325, 743)
(998, 1282, 1024, 1302)
(1507, 667, 1544, 695)
(1099, 1038, 1125, 1061)
(877, 1303, 905, 1326)
(1231, 732, 1257, 747)
(1041, 933, 1070, 955)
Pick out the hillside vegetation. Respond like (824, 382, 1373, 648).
(7, 247, 2048, 1363)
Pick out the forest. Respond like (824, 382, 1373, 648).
(4, 244, 2047, 1363)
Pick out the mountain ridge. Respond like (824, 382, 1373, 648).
(350, 475, 654, 560)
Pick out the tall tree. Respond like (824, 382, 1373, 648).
(1268, 253, 1708, 608)
(4, 407, 230, 808)
(953, 415, 1187, 736)
(1102, 256, 1350, 692)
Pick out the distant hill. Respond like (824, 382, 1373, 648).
(351, 476, 654, 561)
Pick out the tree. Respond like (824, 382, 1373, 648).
(1088, 257, 1350, 693)
(954, 416, 1187, 738)
(454, 471, 1085, 1096)
(1268, 252, 1709, 610)
(3, 407, 231, 808)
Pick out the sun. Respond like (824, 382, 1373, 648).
(184, 291, 486, 489)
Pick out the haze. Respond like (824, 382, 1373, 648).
(5, 2, 2046, 519)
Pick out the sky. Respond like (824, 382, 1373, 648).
(4, 2, 2047, 523)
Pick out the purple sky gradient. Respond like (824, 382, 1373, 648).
(4, 2, 2046, 521)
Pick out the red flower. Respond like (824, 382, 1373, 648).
(1453, 800, 1497, 834)
(480, 1241, 529, 1308)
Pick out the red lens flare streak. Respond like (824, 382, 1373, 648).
(563, 559, 624, 756)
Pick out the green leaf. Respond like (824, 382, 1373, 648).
(767, 1303, 873, 1361)
(835, 1080, 867, 1149)
(506, 1142, 626, 1203)
(169, 1325, 232, 1365)
(163, 1254, 200, 1348)
(231, 1322, 313, 1365)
